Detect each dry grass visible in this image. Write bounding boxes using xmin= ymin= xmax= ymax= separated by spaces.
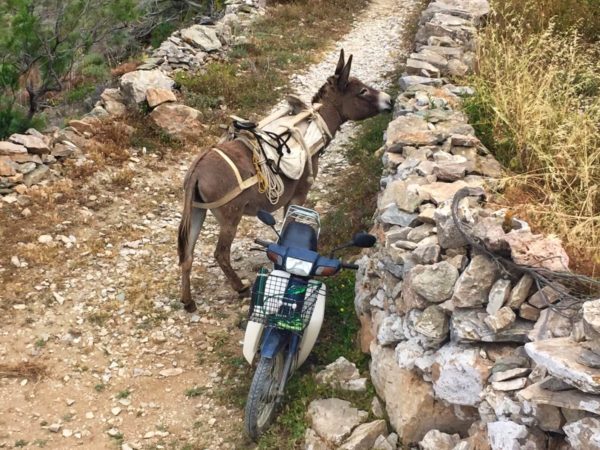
xmin=0 ymin=362 xmax=47 ymax=380
xmin=465 ymin=4 xmax=600 ymax=274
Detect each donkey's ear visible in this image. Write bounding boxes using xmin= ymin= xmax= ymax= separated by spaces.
xmin=335 ymin=49 xmax=345 ymax=76
xmin=338 ymin=54 xmax=353 ymax=90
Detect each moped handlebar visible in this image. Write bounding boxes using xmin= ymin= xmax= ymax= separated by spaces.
xmin=341 ymin=262 xmax=359 ymax=270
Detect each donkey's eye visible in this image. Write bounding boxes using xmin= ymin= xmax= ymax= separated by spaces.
xmin=359 ymin=88 xmax=369 ymax=96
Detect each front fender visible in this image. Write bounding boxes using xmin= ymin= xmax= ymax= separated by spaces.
xmin=260 ymin=328 xmax=286 ymax=358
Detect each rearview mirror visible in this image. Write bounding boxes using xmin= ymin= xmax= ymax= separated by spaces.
xmin=353 ymin=232 xmax=376 ymax=248
xmin=257 ymin=210 xmax=276 ymax=227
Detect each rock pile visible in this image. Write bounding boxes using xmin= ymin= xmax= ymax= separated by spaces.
xmin=354 ymin=0 xmax=600 ymax=448
xmin=0 ymin=0 xmax=263 ymax=196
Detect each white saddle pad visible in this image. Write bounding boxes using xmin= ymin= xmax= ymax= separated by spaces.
xmin=260 ymin=118 xmax=324 ymax=180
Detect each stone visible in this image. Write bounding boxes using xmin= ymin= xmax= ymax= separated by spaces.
xmin=68 ymin=120 xmax=95 ymax=135
xmin=159 ymin=368 xmax=183 ymax=377
xmin=583 ymin=299 xmax=600 ymax=339
xmin=23 ymin=164 xmax=49 ymax=187
xmin=0 ymin=156 xmax=16 ymax=176
xmin=484 ymin=307 xmax=516 ymax=332
xmin=371 ymin=397 xmax=385 ymax=419
xmin=491 ymin=377 xmax=527 ymax=391
xmin=525 ymin=337 xmax=600 ymax=394
xmin=372 ymin=435 xmax=394 ymax=450
xmin=380 ymin=204 xmax=419 ymax=227
xmin=385 ymin=115 xmax=443 ymax=151
xmin=578 ymin=349 xmax=600 ymax=369
xmin=528 ymin=307 xmax=571 ymax=341
xmin=180 ymin=25 xmax=222 ymax=52
xmin=431 ymin=343 xmax=491 ymax=406
xmin=395 ymin=338 xmax=428 ymax=370
xmin=9 ymin=133 xmax=49 ymax=154
xmin=38 ymin=234 xmax=53 ymax=244
xmin=120 ymin=69 xmax=175 ymax=105
xmin=398 ymin=268 xmax=429 ymax=314
xmin=528 ymin=284 xmax=565 ymax=308
xmin=399 ymin=76 xmax=443 ymax=91
xmin=411 ymin=261 xmax=459 ymax=303
xmin=419 ymin=429 xmax=460 ymax=450
xmin=100 ymin=88 xmax=128 ymax=116
xmin=539 ymin=376 xmax=574 ymax=392
xmin=434 ymin=203 xmax=469 ymax=249
xmin=370 ymin=343 xmax=472 ymax=445
xmin=486 ymin=279 xmax=511 ymax=314
xmin=415 ymin=305 xmax=449 ymax=340
xmin=407 ymin=223 xmax=435 ymax=242
xmin=377 ymin=315 xmax=405 ymax=346
xmin=406 ymin=58 xmax=441 ymax=77
xmin=504 ymin=230 xmax=569 ymax=271
xmin=304 ymin=428 xmax=328 ymax=450
xmin=490 ymin=367 xmax=530 ymax=382
xmin=51 ymin=143 xmax=76 ymax=158
xmin=418 ymin=181 xmax=468 ymax=205
xmin=452 ymin=255 xmax=499 ymax=308
xmin=451 ymin=309 xmax=533 ymax=343
xmin=413 ymin=243 xmax=441 ymax=265
xmin=0 ymin=141 xmax=27 ymax=156
xmin=486 ymin=421 xmax=528 ymax=450
xmin=306 ymin=398 xmax=367 ymax=446
xmin=315 ymin=357 xmax=366 ymax=391
xmin=150 ymin=103 xmax=203 ymax=140
xmin=146 ymin=87 xmax=177 ymax=108
xmin=564 ymin=418 xmax=600 ymax=450
xmin=533 ymin=404 xmax=564 ymax=433
xmin=519 ymin=303 xmax=540 ymax=321
xmin=339 ymin=420 xmax=387 ymax=450
xmin=14 ymin=162 xmax=35 ymax=174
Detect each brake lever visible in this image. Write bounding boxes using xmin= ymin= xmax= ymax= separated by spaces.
xmin=249 ymin=247 xmax=267 ymax=252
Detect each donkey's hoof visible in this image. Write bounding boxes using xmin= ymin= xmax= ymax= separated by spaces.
xmin=184 ymin=302 xmax=197 ymax=313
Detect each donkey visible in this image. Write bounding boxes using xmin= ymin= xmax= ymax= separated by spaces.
xmin=178 ymin=50 xmax=392 ymax=312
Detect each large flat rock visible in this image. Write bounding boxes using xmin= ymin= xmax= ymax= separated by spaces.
xmin=525 ymin=337 xmax=600 ymax=394
xmin=518 ymin=381 xmax=600 ymax=415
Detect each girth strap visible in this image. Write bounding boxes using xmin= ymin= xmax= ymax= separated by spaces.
xmin=192 ymin=148 xmax=258 ymax=210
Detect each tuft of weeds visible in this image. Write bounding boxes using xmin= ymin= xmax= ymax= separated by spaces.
xmin=465 ymin=2 xmax=600 ymax=274
xmin=94 ymin=383 xmax=106 ymax=392
xmin=111 ymin=167 xmax=136 ymax=188
xmin=184 ymin=386 xmax=206 ymax=398
xmin=0 ymin=362 xmax=46 ymax=380
xmin=116 ymin=388 xmax=131 ymax=399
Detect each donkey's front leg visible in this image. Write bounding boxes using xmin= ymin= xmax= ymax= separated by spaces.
xmin=213 ymin=214 xmax=250 ymax=296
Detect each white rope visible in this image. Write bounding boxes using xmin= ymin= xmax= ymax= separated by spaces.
xmin=254 ymin=150 xmax=285 ymax=205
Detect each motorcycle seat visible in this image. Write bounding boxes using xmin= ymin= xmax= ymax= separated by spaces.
xmin=279 ymin=222 xmax=317 ymax=252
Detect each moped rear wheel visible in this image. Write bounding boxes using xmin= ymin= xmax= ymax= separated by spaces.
xmin=244 ymin=351 xmax=285 ymax=441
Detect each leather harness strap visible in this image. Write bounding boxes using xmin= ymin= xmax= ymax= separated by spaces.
xmin=192 ymin=148 xmax=258 ymax=210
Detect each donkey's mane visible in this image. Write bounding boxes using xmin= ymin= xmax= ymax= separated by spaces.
xmin=311 ymin=80 xmax=330 ymax=104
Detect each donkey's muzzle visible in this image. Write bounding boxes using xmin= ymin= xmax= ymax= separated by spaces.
xmin=378 ymin=92 xmax=393 ymax=112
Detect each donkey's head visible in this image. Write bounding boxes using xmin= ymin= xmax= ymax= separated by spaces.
xmin=313 ymin=49 xmax=392 ymax=122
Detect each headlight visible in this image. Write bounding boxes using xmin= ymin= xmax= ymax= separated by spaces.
xmin=285 ymin=257 xmax=313 ymax=277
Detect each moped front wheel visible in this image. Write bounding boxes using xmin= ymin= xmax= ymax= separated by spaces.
xmin=244 ymin=351 xmax=285 ymax=441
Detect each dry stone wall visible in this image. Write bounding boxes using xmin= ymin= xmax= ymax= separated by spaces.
xmin=355 ymin=1 xmax=600 ymax=449
xmin=0 ymin=0 xmax=262 ymax=198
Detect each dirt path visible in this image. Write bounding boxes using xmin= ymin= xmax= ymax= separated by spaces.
xmin=0 ymin=1 xmax=419 ymax=448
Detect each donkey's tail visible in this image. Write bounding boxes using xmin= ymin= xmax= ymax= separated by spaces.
xmin=178 ymin=152 xmax=207 ymax=265
xmin=178 ymin=172 xmax=196 ymax=265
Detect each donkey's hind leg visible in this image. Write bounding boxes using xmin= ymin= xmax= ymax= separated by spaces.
xmin=180 ymin=207 xmax=207 ymax=313
xmin=213 ymin=211 xmax=250 ymax=296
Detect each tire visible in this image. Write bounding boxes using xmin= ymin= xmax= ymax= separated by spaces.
xmin=244 ymin=351 xmax=285 ymax=441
